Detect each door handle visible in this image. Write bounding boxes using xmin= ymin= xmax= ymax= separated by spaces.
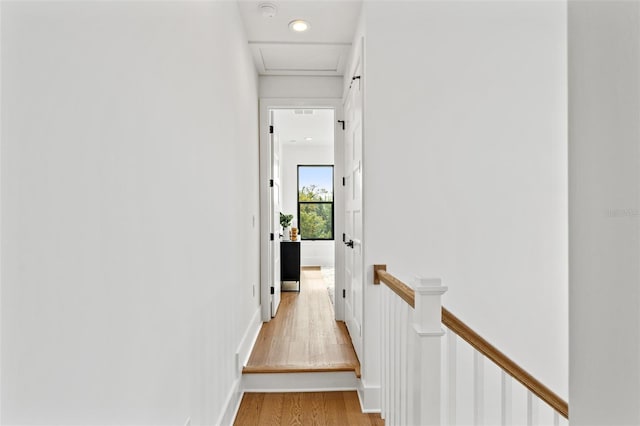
xmin=346 ymin=240 xmax=354 ymax=248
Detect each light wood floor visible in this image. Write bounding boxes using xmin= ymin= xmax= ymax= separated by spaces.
xmin=234 ymin=391 xmax=384 ymax=426
xmin=243 ymin=268 xmax=360 ymax=375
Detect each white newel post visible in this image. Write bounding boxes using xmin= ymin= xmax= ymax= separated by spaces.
xmin=408 ymin=277 xmax=448 ymax=426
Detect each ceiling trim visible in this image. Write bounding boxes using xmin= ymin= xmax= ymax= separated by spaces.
xmin=249 ymin=42 xmax=352 ymax=77
xmin=258 ymin=49 xmax=342 ymax=73
xmin=248 ymin=41 xmax=352 ymax=46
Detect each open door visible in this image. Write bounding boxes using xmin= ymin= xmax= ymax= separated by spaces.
xmin=343 ymin=58 xmax=364 ymax=360
xmin=269 ymin=110 xmax=282 ymax=317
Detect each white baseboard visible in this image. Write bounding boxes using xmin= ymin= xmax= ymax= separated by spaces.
xmin=216 ymin=307 xmax=263 ymax=426
xmin=357 ymin=379 xmax=381 ymax=414
xmin=216 ymin=377 xmax=242 ymax=426
xmin=236 ymin=307 xmax=262 ymax=373
xmin=243 ymin=371 xmax=358 ymax=392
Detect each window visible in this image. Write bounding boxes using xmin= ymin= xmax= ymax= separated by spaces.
xmin=297 ymin=165 xmax=334 ymax=240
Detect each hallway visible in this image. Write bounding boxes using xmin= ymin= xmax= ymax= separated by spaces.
xmin=2 ymin=1 xmax=610 ymax=424
xmin=243 ymin=268 xmax=360 ymax=375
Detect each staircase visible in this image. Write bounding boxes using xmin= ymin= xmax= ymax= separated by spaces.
xmin=374 ymin=264 xmax=568 ymax=426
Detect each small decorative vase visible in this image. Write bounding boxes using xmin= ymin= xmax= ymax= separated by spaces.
xmin=283 ymin=227 xmax=291 ymax=241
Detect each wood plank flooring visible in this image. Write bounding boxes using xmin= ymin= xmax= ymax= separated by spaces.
xmin=243 ymin=268 xmax=360 ymax=375
xmin=234 ymin=391 xmax=384 ymax=426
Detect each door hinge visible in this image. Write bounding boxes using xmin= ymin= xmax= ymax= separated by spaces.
xmin=342 ymin=233 xmax=346 ymax=243
xmin=269 ymin=125 xmax=274 ymax=134
xmin=271 ymin=286 xmax=275 ymax=295
xmin=270 ymin=233 xmax=274 ymax=241
xmin=269 ymin=179 xmax=274 ymax=187
xmin=342 ymin=289 xmax=346 ymax=298
xmin=337 ymin=120 xmax=345 ymax=130
xmin=342 ymin=177 xmax=346 ymax=186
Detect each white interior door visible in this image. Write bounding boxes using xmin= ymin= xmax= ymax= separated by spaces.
xmin=343 ymin=61 xmax=364 ymax=360
xmin=270 ymin=110 xmax=282 ymax=317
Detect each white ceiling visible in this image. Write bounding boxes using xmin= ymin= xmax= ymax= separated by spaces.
xmin=237 ymin=1 xmax=362 ymax=76
xmin=273 ymin=108 xmax=335 ymax=146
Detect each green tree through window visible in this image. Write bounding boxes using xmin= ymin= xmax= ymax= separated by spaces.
xmin=298 ymin=166 xmax=334 ymax=240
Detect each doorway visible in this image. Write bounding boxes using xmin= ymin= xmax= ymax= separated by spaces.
xmin=259 ymin=99 xmax=344 ymax=323
xmin=249 ymin=99 xmax=361 ymax=376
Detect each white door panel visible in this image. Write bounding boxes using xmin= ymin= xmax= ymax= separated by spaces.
xmin=343 ymin=59 xmax=364 ymax=360
xmin=270 ymin=110 xmax=282 ymax=317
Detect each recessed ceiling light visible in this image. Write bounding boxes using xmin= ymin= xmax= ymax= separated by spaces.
xmin=305 ymin=137 xmax=313 ymax=141
xmin=289 ymin=20 xmax=310 ymax=32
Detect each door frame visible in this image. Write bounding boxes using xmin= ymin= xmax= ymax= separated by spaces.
xmin=259 ymin=98 xmax=345 ymax=322
xmin=268 ymin=109 xmax=282 ymax=318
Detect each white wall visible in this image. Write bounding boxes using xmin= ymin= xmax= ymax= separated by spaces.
xmin=354 ymin=0 xmax=568 ymax=403
xmin=280 ymin=143 xmax=335 ymax=267
xmin=569 ymin=2 xmax=640 ymax=424
xmin=259 ymin=76 xmax=343 ymax=99
xmin=1 ymin=2 xmax=259 ymax=425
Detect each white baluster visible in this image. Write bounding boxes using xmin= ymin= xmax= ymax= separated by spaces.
xmin=447 ymin=331 xmax=457 ymax=426
xmin=400 ymin=301 xmax=408 ymax=425
xmin=553 ymin=411 xmax=560 ymax=426
xmin=501 ymin=371 xmax=512 ymax=426
xmin=387 ymin=286 xmax=393 ymax=421
xmin=379 ymin=288 xmax=383 ymax=418
xmin=390 ymin=294 xmax=397 ymax=425
xmin=382 ymin=286 xmax=389 ymax=420
xmin=396 ymin=297 xmax=406 ymax=425
xmin=474 ymin=352 xmax=484 ymax=425
xmin=526 ymin=391 xmax=538 ymax=426
xmin=407 ymin=277 xmax=448 ymax=426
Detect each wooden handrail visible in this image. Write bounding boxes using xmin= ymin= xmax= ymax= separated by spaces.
xmin=374 ymin=266 xmax=415 ymax=308
xmin=442 ymin=308 xmax=569 ymax=419
xmin=373 ymin=265 xmax=569 ymax=419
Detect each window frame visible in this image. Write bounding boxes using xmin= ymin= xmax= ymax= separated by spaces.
xmin=297 ymin=165 xmax=335 ymax=241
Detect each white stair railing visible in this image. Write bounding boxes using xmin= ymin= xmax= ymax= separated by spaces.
xmin=441 ymin=328 xmax=569 ymax=426
xmin=374 ymin=265 xmax=568 ymax=426
xmin=377 ymin=265 xmax=447 ymax=426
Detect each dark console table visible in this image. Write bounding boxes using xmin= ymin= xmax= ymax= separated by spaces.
xmin=280 ymin=241 xmax=300 ymax=292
